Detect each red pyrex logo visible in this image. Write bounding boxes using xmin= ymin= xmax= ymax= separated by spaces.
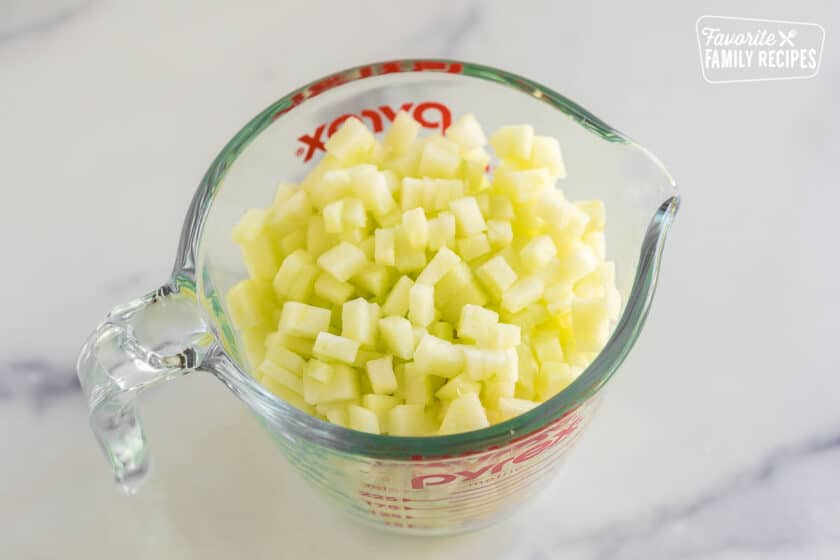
xmin=409 ymin=414 xmax=582 ymax=490
xmin=296 ymin=101 xmax=452 ymax=163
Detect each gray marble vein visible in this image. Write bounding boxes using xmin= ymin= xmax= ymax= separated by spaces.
xmin=0 ymin=0 xmax=95 ymax=45
xmin=1 ymin=359 xmax=81 ymax=408
xmin=402 ymin=3 xmax=483 ymax=56
xmin=536 ymin=430 xmax=840 ymax=559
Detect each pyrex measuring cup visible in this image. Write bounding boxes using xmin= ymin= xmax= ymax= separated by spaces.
xmin=77 ymin=59 xmax=679 ymax=535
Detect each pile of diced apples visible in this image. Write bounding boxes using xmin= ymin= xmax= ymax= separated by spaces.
xmin=226 ymin=112 xmax=620 ymax=436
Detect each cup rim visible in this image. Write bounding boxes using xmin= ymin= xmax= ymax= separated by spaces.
xmin=175 ymin=58 xmax=680 ymax=459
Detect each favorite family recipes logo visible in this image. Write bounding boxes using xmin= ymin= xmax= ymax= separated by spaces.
xmin=696 ymin=16 xmax=825 ymax=83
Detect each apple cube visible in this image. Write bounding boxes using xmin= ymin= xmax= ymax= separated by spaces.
xmin=458 ymin=304 xmax=499 ymax=346
xmin=496 ymin=397 xmax=539 ymax=421
xmin=325 ymin=117 xmax=375 ymax=162
xmin=341 ymin=298 xmax=377 ymax=348
xmin=381 ymin=275 xmax=413 ymax=317
xmin=502 ymin=276 xmax=545 ymax=314
xmin=304 ymin=359 xmax=333 ymax=383
xmin=317 ymin=241 xmax=368 ymax=282
xmin=307 ymin=215 xmax=336 ymax=257
xmin=536 ymin=361 xmax=576 ymax=400
xmin=530 ymin=136 xmax=566 ymax=179
xmin=259 ymin=359 xmax=303 ymax=395
xmin=393 ymin=226 xmax=427 ymax=273
xmin=427 ymin=212 xmax=457 ymax=251
xmin=347 ymin=404 xmax=380 ymax=434
xmin=418 ymin=137 xmax=461 ymax=178
xmin=575 ymin=200 xmax=605 ymax=231
xmin=408 ymin=283 xmax=435 ymax=327
xmin=261 ymin=376 xmax=314 ymax=414
xmin=383 ymin=111 xmax=420 ymax=155
xmin=403 ymin=363 xmax=435 ymax=406
xmin=457 ymin=233 xmax=492 ymax=262
xmin=378 ymin=316 xmax=415 ymax=360
xmin=277 ymin=301 xmax=331 ymax=339
xmin=273 ymin=249 xmax=318 ymax=302
xmin=227 ymin=279 xmax=274 ymax=329
xmin=352 ymin=263 xmax=393 ymax=298
xmin=520 ymin=235 xmax=558 ymax=272
xmin=374 ymin=227 xmax=395 ymax=266
xmin=313 ymin=332 xmax=360 ymax=364
xmin=402 ymin=207 xmax=428 ymax=249
xmin=303 ymin=363 xmax=360 ymax=405
xmin=435 ymin=373 xmax=481 ymax=401
xmin=429 ymin=321 xmax=455 ymax=341
xmin=490 ymin=124 xmax=534 ymax=162
xmin=449 ymin=196 xmax=487 ymax=237
xmin=446 ymin=113 xmax=487 ymax=151
xmin=572 ymin=296 xmax=611 ymax=353
xmin=486 ymin=220 xmax=514 ymax=249
xmin=417 ymin=247 xmax=461 ymax=286
xmin=439 ymin=393 xmax=490 ymax=435
xmin=413 ymin=334 xmax=464 ymax=377
xmin=388 ymin=404 xmax=434 ymax=436
xmin=365 ymin=355 xmax=398 ymax=395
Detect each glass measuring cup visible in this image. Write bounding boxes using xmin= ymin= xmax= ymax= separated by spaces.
xmin=77 ymin=59 xmax=679 ymax=535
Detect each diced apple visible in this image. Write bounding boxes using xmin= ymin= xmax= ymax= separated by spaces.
xmin=572 ymin=296 xmax=611 ymax=353
xmin=446 ymin=113 xmax=487 ymax=151
xmin=520 ymin=235 xmax=558 ymax=272
xmin=342 ymin=197 xmax=367 ymax=229
xmin=381 ymin=275 xmax=413 ymax=317
xmin=490 ymin=125 xmax=534 ymax=162
xmin=435 ymin=373 xmax=481 ymax=400
xmin=458 ymin=304 xmax=499 ymax=346
xmin=341 ymin=298 xmax=377 ymax=348
xmin=378 ymin=316 xmax=415 ymax=360
xmin=374 ymin=227 xmax=395 ymax=266
xmin=393 ymin=226 xmax=427 ymax=273
xmin=417 ymin=247 xmax=461 ymax=286
xmin=530 ymin=136 xmax=566 ymax=178
xmin=365 ymin=355 xmax=398 ymax=395
xmin=383 ymin=111 xmax=420 ymax=155
xmin=486 ymin=220 xmax=514 ymax=249
xmin=277 ymin=301 xmax=331 ymax=339
xmin=325 ymin=117 xmax=376 ymax=162
xmin=388 ymin=404 xmax=434 ymax=436
xmin=408 ymin=283 xmax=435 ymax=327
xmin=413 ymin=334 xmax=464 ymax=377
xmin=264 ymin=344 xmax=306 ymax=376
xmin=403 ymin=363 xmax=435 ymax=406
xmin=313 ymin=332 xmax=360 ymax=364
xmin=535 ymin=361 xmax=576 ymax=400
xmin=502 ymin=276 xmax=545 ymax=314
xmin=227 ymin=279 xmax=274 ymax=329
xmin=457 ymin=233 xmax=491 ymax=262
xmin=273 ymin=249 xmax=318 ymax=302
xmin=497 ymin=397 xmax=539 ymax=421
xmin=427 ymin=212 xmax=456 ymax=251
xmin=317 ymin=241 xmax=368 ymax=282
xmin=352 ymin=263 xmax=393 ymax=298
xmin=259 ymin=359 xmax=303 ymax=395
xmin=347 ymin=404 xmax=380 ymax=434
xmin=429 ymin=321 xmax=455 ymax=341
xmin=304 ymin=359 xmax=333 ymax=383
xmin=303 ymin=363 xmax=360 ymax=405
xmin=439 ymin=393 xmax=490 ymax=435
xmin=449 ymin=197 xmax=487 ymax=237
xmin=418 ymin=137 xmax=461 ymax=178
xmin=402 ymin=207 xmax=428 ymax=249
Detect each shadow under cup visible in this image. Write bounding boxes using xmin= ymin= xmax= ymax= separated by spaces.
xmin=81 ymin=60 xmax=679 ymax=535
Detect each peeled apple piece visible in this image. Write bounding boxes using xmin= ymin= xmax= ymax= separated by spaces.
xmin=227 ymin=112 xmax=621 ymax=435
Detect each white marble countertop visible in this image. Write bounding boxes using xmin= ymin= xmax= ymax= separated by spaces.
xmin=2 ymin=1 xmax=839 ymax=558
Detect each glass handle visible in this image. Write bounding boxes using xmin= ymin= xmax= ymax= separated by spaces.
xmin=76 ymin=284 xmax=214 ymax=494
